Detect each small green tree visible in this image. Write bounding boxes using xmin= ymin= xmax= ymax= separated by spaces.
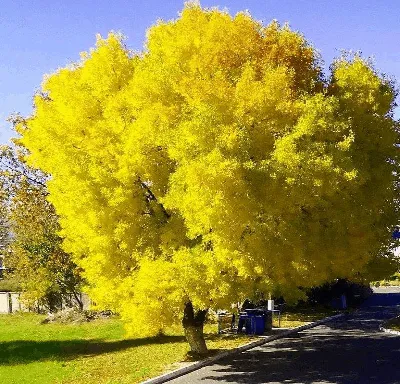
xmin=0 ymin=143 xmax=84 ymax=310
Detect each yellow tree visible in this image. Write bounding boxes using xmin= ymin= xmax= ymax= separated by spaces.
xmin=17 ymin=5 xmax=399 ymax=352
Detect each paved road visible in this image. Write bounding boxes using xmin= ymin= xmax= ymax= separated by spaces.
xmin=170 ymin=287 xmax=400 ymax=384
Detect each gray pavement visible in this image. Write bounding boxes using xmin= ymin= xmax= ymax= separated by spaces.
xmin=169 ymin=287 xmax=400 ymax=384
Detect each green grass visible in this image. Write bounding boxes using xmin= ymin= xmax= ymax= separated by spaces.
xmin=278 ymin=306 xmax=340 ymax=328
xmin=0 ymin=308 xmax=335 ymax=384
xmin=0 ymin=313 xmax=253 ymax=384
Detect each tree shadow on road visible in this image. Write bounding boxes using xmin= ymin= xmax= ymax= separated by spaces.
xmin=201 ymin=328 xmax=400 ymax=383
xmin=199 ymin=292 xmax=400 ymax=384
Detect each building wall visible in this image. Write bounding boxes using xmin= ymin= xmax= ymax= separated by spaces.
xmin=0 ymin=292 xmax=10 ymax=313
xmin=0 ymin=292 xmax=91 ymax=313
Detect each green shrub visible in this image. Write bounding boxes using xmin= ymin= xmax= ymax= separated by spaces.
xmin=0 ymin=276 xmax=22 ymax=292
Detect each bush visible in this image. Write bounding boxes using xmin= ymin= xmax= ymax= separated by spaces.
xmin=0 ymin=276 xmax=21 ymax=292
xmin=42 ymin=308 xmax=114 ymax=324
xmin=306 ymin=279 xmax=372 ymax=307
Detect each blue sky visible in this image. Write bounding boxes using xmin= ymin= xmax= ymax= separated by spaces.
xmin=1 ymin=0 xmax=399 ymax=143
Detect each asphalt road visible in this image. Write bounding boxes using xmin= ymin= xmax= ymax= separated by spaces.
xmin=169 ymin=287 xmax=400 ymax=384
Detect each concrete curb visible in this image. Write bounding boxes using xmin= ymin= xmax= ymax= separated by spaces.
xmin=380 ymin=326 xmax=400 ymax=336
xmin=141 ymin=313 xmax=345 ymax=384
xmin=379 ymin=311 xmax=400 ymax=336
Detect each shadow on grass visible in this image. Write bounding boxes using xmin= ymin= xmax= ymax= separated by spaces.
xmin=0 ymin=335 xmax=186 ymax=366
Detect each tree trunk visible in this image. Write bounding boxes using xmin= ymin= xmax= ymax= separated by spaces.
xmin=182 ymin=301 xmax=208 ymax=355
xmin=71 ymin=290 xmax=84 ymax=311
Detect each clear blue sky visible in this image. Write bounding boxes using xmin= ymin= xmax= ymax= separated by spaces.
xmin=1 ymin=0 xmax=399 ymax=143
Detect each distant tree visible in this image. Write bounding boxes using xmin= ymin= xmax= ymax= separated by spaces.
xmin=0 ymin=143 xmax=84 ymax=310
xmin=17 ymin=5 xmax=399 ymax=352
xmin=0 ymin=199 xmax=9 ymax=263
xmin=0 ymin=149 xmax=12 ymax=258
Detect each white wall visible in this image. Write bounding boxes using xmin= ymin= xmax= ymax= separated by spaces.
xmin=0 ymin=291 xmax=91 ymax=313
xmin=0 ymin=292 xmax=10 ymax=313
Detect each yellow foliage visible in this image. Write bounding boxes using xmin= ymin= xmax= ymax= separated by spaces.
xmin=17 ymin=6 xmax=399 ymax=335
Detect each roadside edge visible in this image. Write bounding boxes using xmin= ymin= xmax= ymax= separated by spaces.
xmin=142 ymin=312 xmax=345 ymax=384
xmin=379 ymin=326 xmax=400 ymax=336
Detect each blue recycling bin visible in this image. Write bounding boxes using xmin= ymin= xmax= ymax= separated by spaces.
xmin=252 ymin=316 xmax=265 ymax=335
xmin=244 ymin=309 xmax=266 ymax=335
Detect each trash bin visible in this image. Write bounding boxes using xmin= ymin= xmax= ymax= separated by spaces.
xmin=244 ymin=309 xmax=266 ymax=335
xmin=253 ymin=315 xmax=265 ymax=335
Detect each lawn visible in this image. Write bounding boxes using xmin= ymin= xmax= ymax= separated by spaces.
xmin=278 ymin=306 xmax=340 ymax=328
xmin=0 ymin=313 xmax=252 ymax=384
xmin=0 ymin=309 xmax=334 ymax=384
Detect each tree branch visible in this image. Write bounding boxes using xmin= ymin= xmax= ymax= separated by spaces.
xmin=137 ymin=177 xmax=171 ymax=219
xmin=0 ymin=161 xmax=47 ymax=189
